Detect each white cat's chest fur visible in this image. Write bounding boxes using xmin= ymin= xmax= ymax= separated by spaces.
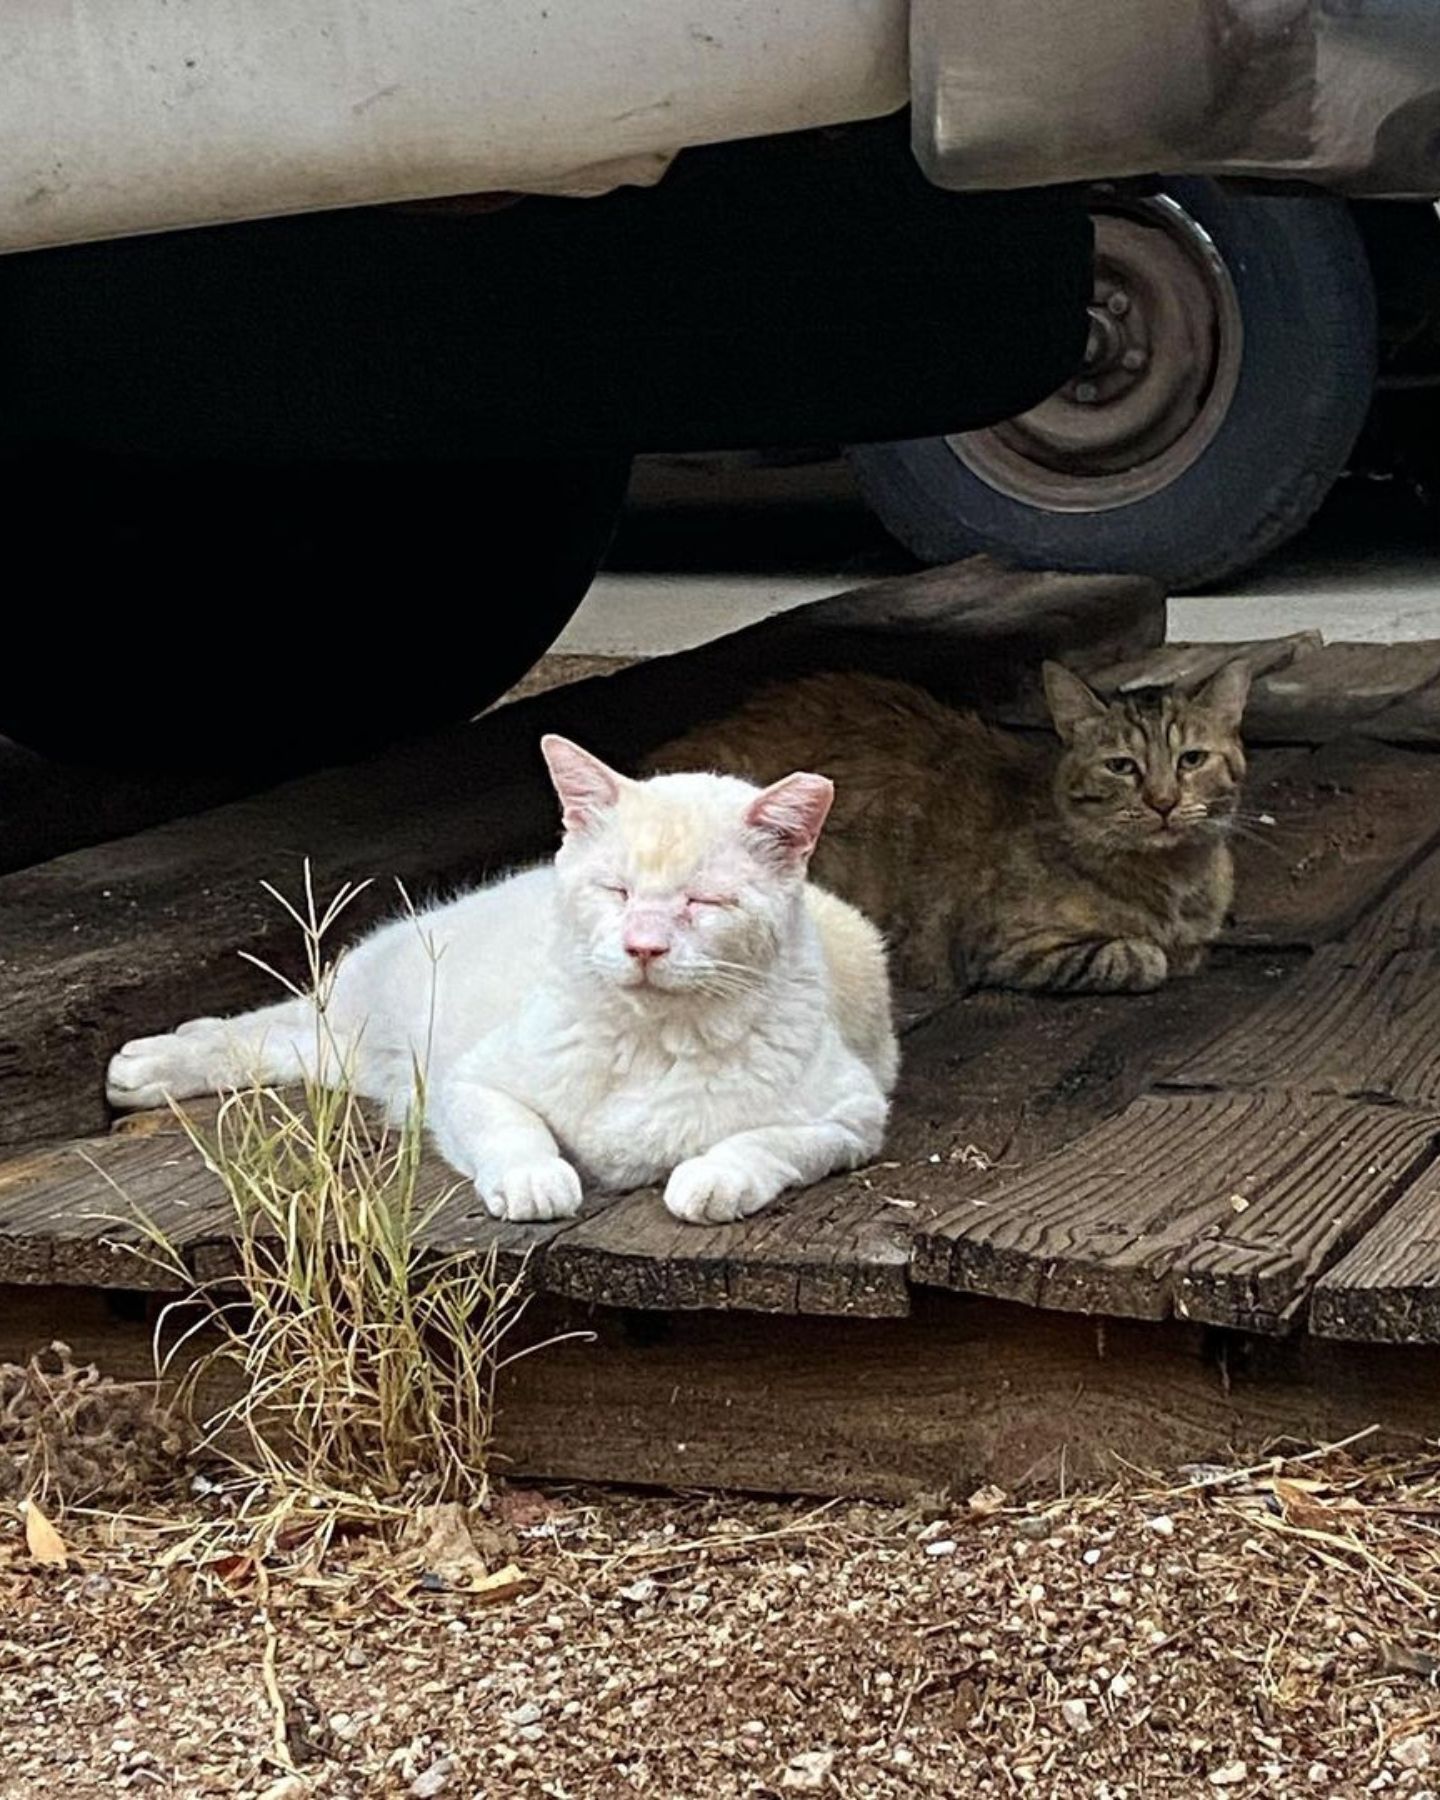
xmin=466 ymin=979 xmax=840 ymax=1191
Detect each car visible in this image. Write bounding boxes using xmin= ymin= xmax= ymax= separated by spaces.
xmin=2 ymin=0 xmax=1437 ymax=767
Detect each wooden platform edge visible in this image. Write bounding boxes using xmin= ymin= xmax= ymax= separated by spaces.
xmin=10 ymin=1283 xmax=1440 ymax=1503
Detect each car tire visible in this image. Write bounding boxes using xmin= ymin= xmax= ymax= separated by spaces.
xmin=845 ymin=180 xmax=1377 ymax=591
xmin=1 ymin=452 xmax=631 ymax=771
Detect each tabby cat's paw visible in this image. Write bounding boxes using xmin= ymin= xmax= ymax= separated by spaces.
xmin=479 ymin=1157 xmax=582 ymax=1223
xmin=665 ymin=1153 xmax=776 ymax=1225
xmin=106 ymin=1022 xmax=230 ymax=1111
xmin=1095 ymin=938 xmax=1169 ymax=993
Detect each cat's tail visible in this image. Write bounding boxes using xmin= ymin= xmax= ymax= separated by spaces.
xmin=105 ymin=996 xmax=338 ymax=1113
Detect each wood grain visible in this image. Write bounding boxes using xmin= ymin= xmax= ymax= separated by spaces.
xmin=1167 ymin=945 xmax=1440 ymax=1106
xmin=11 ymin=1284 xmax=1439 ymax=1502
xmin=1222 ymin=738 xmax=1440 ymax=950
xmin=1244 ymin=643 xmax=1440 ymax=744
xmin=911 ymin=1092 xmax=1440 ymax=1332
xmin=1311 ymin=1158 xmax=1440 ymax=1344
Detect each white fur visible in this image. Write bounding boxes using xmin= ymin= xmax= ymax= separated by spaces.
xmin=106 ymin=739 xmax=898 ymax=1225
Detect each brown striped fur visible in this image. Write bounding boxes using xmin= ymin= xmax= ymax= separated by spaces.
xmin=644 ymin=661 xmax=1250 ymax=995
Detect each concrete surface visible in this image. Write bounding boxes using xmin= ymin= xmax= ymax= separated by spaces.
xmin=563 ymin=457 xmax=1440 ymax=657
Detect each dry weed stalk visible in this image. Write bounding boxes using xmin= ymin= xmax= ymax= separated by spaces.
xmin=119 ymin=863 xmax=550 ymax=1514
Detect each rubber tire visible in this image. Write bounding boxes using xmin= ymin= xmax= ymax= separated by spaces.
xmin=845 ymin=180 xmax=1378 ymax=591
xmin=0 ymin=452 xmax=631 ymax=772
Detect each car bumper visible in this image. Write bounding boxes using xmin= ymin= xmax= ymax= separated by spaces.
xmin=915 ymin=0 xmax=1440 ymax=199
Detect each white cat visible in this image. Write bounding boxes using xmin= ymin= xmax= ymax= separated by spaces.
xmin=106 ymin=736 xmax=898 ymax=1225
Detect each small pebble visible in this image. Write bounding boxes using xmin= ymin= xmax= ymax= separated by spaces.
xmin=1082 ymin=1548 xmax=1102 ymax=1566
xmin=1060 ymin=1699 xmax=1089 ymax=1731
xmin=506 ymin=1702 xmax=543 ymax=1729
xmin=1393 ymin=1737 xmax=1431 ymax=1772
xmin=924 ymin=1540 xmax=957 ymax=1558
xmin=410 ymin=1755 xmax=456 ymax=1799
xmin=782 ymin=1750 xmax=836 ymax=1791
xmin=1144 ymin=1515 xmax=1175 ymax=1537
xmin=1209 ymin=1763 xmax=1249 ymax=1788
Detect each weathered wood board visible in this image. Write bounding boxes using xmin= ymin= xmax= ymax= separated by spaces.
xmin=1165 ymin=944 xmax=1440 ymax=1106
xmin=0 ymin=956 xmax=1287 ymax=1317
xmin=1310 ymin=1158 xmax=1440 ymax=1345
xmin=10 ymin=1282 xmax=1440 ymax=1502
xmin=910 ymin=1092 xmax=1440 ymax=1333
xmin=1243 ymin=642 xmax=1440 ymax=743
xmin=1222 ymin=738 xmax=1440 ymax=950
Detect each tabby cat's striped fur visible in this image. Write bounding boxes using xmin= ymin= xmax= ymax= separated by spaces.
xmin=646 ymin=661 xmax=1250 ymax=995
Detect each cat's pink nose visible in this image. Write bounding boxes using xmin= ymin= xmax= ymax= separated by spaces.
xmin=625 ymin=939 xmax=669 ymax=963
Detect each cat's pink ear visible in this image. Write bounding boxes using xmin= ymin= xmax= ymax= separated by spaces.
xmin=541 ymin=735 xmax=625 ymax=833
xmin=1190 ymin=660 xmax=1251 ymax=731
xmin=745 ymin=772 xmax=834 ymax=865
xmin=1042 ymin=662 xmax=1109 ymax=743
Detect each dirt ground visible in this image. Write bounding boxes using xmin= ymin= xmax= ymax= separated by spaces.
xmin=5 ymin=1450 xmax=1440 ymax=1800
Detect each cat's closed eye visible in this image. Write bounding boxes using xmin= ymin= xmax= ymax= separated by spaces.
xmin=1104 ymin=756 xmax=1139 ymax=777
xmin=599 ymin=882 xmax=630 ymax=900
xmin=1177 ymin=749 xmax=1209 ymax=771
xmin=687 ymin=894 xmax=737 ymax=910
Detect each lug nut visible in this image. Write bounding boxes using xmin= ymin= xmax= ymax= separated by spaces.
xmin=1121 ymin=347 xmax=1147 ymax=372
xmin=1074 ymin=381 xmax=1099 ymax=404
xmin=1107 ymin=291 xmax=1131 ymax=317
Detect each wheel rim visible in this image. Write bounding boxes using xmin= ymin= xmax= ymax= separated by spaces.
xmin=947 ymin=194 xmax=1245 ymax=514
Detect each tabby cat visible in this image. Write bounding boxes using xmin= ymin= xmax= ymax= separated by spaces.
xmin=645 ymin=660 xmax=1250 ymax=995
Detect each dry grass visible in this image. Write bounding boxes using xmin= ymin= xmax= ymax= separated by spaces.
xmin=114 ymin=866 xmax=546 ymax=1514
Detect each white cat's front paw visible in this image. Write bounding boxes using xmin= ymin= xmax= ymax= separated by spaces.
xmin=106 ymin=1022 xmax=229 ymax=1111
xmin=478 ymin=1157 xmax=583 ymax=1223
xmin=664 ymin=1153 xmax=777 ymax=1225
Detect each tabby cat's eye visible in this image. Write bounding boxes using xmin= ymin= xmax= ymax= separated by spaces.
xmin=1104 ymin=756 xmax=1139 ymax=777
xmin=1177 ymin=749 xmax=1209 ymax=771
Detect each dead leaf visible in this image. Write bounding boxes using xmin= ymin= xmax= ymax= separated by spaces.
xmin=22 ymin=1499 xmax=68 ymax=1569
xmin=967 ymin=1484 xmax=1008 ymax=1518
xmin=203 ymin=1551 xmax=257 ymax=1590
xmin=471 ymin=1563 xmax=539 ymax=1606
xmin=404 ymin=1503 xmax=490 ymax=1586
xmin=1270 ymin=1478 xmax=1341 ymax=1532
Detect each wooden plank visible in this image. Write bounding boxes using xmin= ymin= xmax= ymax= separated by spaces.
xmin=531 ymin=957 xmax=1284 ymax=1317
xmin=13 ymin=1282 xmax=1440 ymax=1501
xmin=544 ymin=1183 xmax=916 ymax=1318
xmin=1222 ymin=737 xmax=1440 ymax=949
xmin=1097 ymin=632 xmax=1321 ymax=697
xmin=991 ymin=639 xmax=1440 ymax=748
xmin=0 ymin=1114 xmax=232 ymax=1288
xmin=1364 ymin=674 xmax=1440 ymax=746
xmin=0 ymin=556 xmax=1161 ymax=1149
xmin=910 ymin=1092 xmax=1440 ymax=1332
xmin=1311 ymin=1158 xmax=1440 ymax=1344
xmin=0 ymin=955 xmax=1287 ymax=1312
xmin=1166 ymin=945 xmax=1440 ymax=1106
xmin=1247 ymin=644 xmax=1440 ymax=745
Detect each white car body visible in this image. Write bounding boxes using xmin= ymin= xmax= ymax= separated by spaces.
xmin=1 ymin=0 xmax=907 ymax=253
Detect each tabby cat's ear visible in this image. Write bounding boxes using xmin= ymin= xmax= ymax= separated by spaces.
xmin=1189 ymin=660 xmax=1252 ymax=732
xmin=1042 ymin=662 xmax=1108 ymax=743
xmin=745 ymin=772 xmax=834 ymax=865
xmin=541 ymin=734 xmax=627 ymax=833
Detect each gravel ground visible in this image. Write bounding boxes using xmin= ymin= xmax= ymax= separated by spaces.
xmin=5 ymin=1450 xmax=1440 ymax=1800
